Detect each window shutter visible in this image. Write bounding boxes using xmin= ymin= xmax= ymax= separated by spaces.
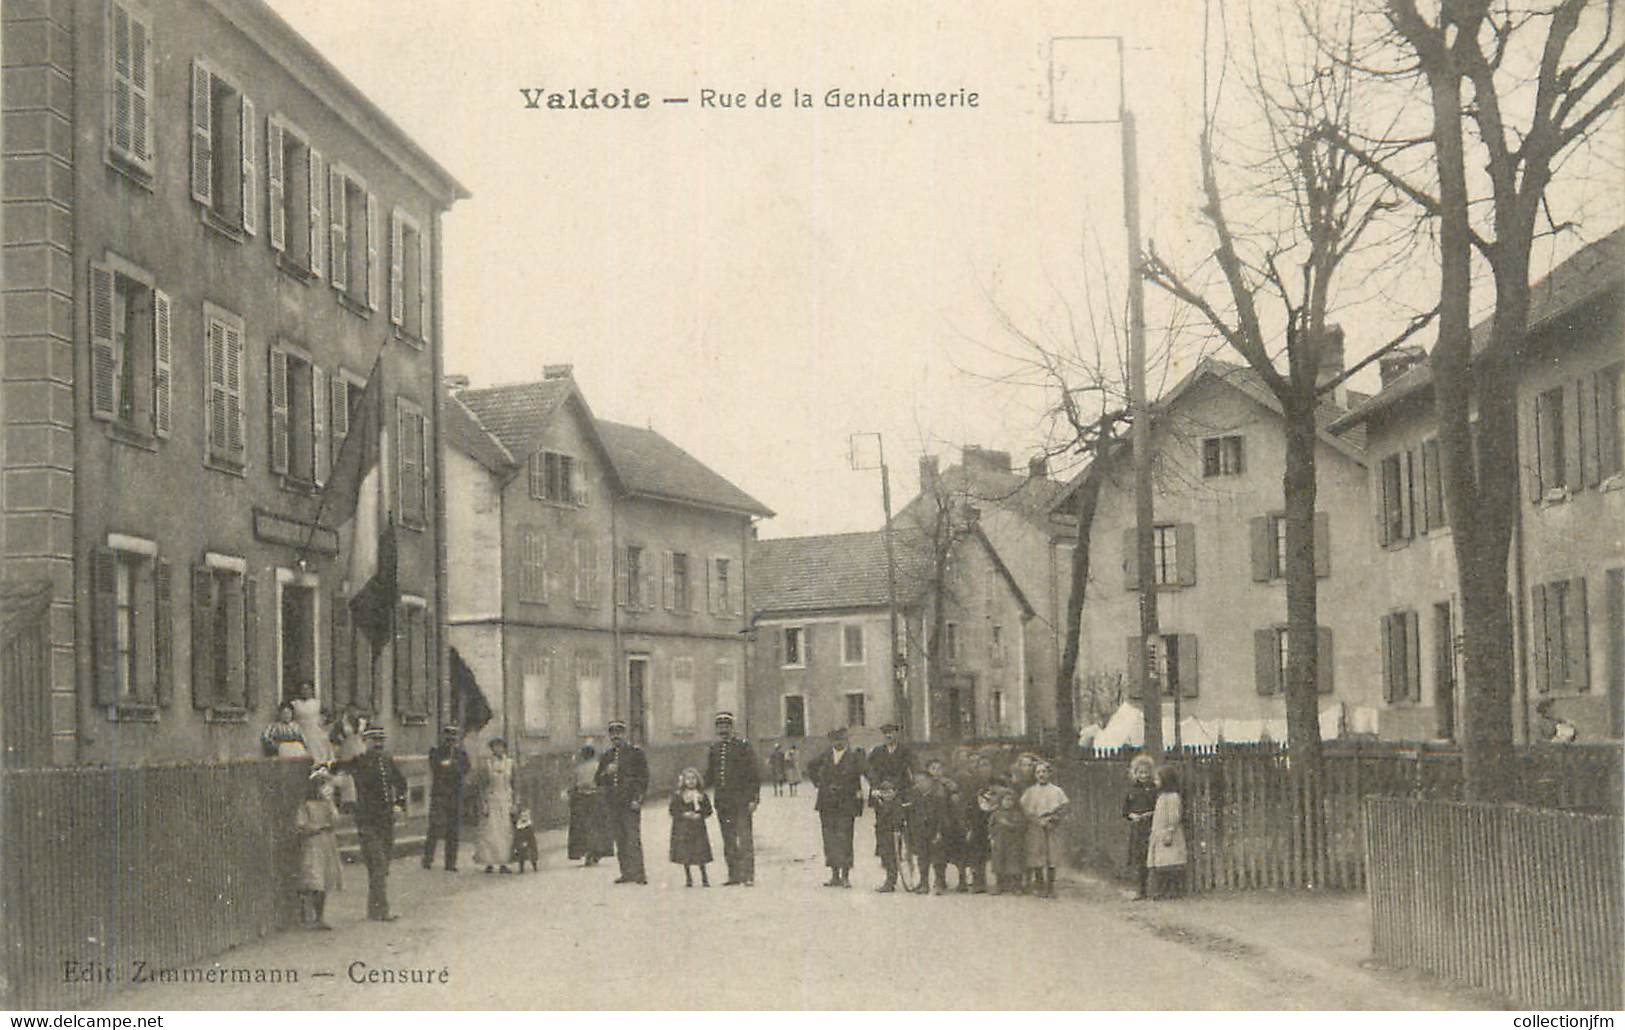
xmin=539 ymin=532 xmax=550 ymax=602
xmin=732 ymin=562 xmax=743 ymax=616
xmin=190 ymin=565 xmax=215 ymax=709
xmin=153 ymin=559 xmax=173 ymax=706
xmin=707 ymin=558 xmax=719 ymax=615
xmin=267 ymin=119 xmax=285 ymax=252
xmin=1176 ymin=523 xmax=1197 ymax=586
xmin=239 ymin=95 xmax=257 ymax=235
xmin=329 ymin=166 xmax=347 ymax=292
xmin=1580 ymin=372 xmax=1602 ymax=488
xmin=1380 ymin=615 xmax=1395 ymax=703
xmin=1565 ymin=576 xmax=1590 ymax=691
xmin=1598 ymin=368 xmax=1621 ymax=479
xmin=189 ymin=61 xmax=212 ymax=206
xmin=221 ymin=572 xmax=246 ymax=707
xmin=1316 ymin=626 xmax=1333 ymax=695
xmin=268 ymin=345 xmax=289 ymax=474
xmin=1375 ymin=463 xmax=1391 ymax=547
xmin=389 ymin=209 xmax=404 ymax=326
xmin=1563 ymin=381 xmax=1585 ymax=494
xmin=1178 ymin=634 xmax=1199 ymax=698
xmin=1531 ymin=585 xmax=1551 ymax=695
xmin=108 ymin=4 xmax=133 ymax=159
xmin=616 ymin=549 xmax=630 ymax=607
xmin=1398 ymin=450 xmax=1415 ymax=540
xmin=393 ymin=602 xmax=408 ymax=715
xmin=225 ymin=321 xmax=245 ymax=455
xmin=1255 ymin=628 xmax=1276 ymax=696
xmin=303 ymin=147 xmax=323 ymax=279
xmin=1122 ymin=527 xmax=1137 ymax=590
xmin=1249 ymin=516 xmax=1271 ymax=582
xmin=570 ymin=458 xmax=586 ymax=506
xmin=332 ymin=585 xmax=352 ymax=711
xmin=663 ymin=551 xmax=676 ymax=610
xmin=92 ymin=547 xmax=119 ymax=706
xmin=1313 ymin=511 xmax=1331 ymax=578
xmin=1526 ymin=395 xmax=1546 ymax=501
xmin=418 ymin=228 xmax=431 ymax=344
xmin=642 ymin=560 xmax=657 ymax=612
xmin=366 ymin=192 xmax=380 ymax=310
xmin=312 ymin=365 xmax=329 ymax=487
xmin=1404 ymin=610 xmax=1421 ymax=702
xmin=89 ymin=263 xmax=117 ymax=421
xmin=152 ymin=289 xmax=173 ymax=438
xmin=330 ymin=373 xmax=349 ymax=459
xmin=1427 ymin=439 xmax=1448 ymax=528
xmin=1126 ymin=634 xmax=1143 ymax=700
xmin=574 ymin=538 xmax=587 ymax=603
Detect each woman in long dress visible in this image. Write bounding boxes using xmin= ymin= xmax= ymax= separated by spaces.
xmin=566 ymin=744 xmax=613 ymax=864
xmin=474 ymin=737 xmax=516 ymax=873
xmin=289 ymin=681 xmax=335 ymax=765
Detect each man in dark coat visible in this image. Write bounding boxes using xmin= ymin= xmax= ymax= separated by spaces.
xmin=866 ymin=722 xmax=915 ymax=890
xmin=422 ymin=725 xmax=469 ymax=872
xmin=343 ymin=725 xmax=408 ymax=920
xmin=704 ymin=711 xmax=760 ymax=886
xmin=807 ymin=725 xmax=866 ymax=887
xmin=595 ymin=719 xmax=648 ymax=884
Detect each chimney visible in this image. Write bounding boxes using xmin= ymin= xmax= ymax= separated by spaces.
xmin=1315 ymin=326 xmax=1347 ymax=407
xmin=1379 ymin=345 xmax=1427 ymax=389
xmin=1028 ymin=455 xmax=1049 ymax=479
xmin=919 ymin=455 xmax=939 ymax=491
xmin=443 ymin=373 xmax=470 ymax=391
xmin=962 ymin=445 xmax=1012 ymax=475
xmin=543 ymin=364 xmax=573 ymax=381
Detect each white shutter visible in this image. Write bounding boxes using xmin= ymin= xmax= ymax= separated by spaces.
xmin=189 ymin=62 xmax=212 ymax=206
xmin=268 ymin=345 xmax=289 ymax=474
xmin=266 ymin=118 xmax=285 ymax=251
xmin=330 ymin=373 xmax=350 ymax=457
xmin=307 ymin=148 xmax=324 ymax=279
xmin=366 ymin=193 xmax=380 ymax=310
xmin=389 ymin=209 xmax=404 ymax=326
xmin=225 ymin=321 xmax=244 ymax=455
xmin=108 ymin=4 xmax=134 ymax=160
xmin=312 ymin=364 xmax=329 ymax=487
xmin=206 ymin=316 xmax=226 ymax=456
xmin=418 ymin=227 xmax=431 ymax=343
xmin=89 ymin=263 xmax=117 ymax=421
xmin=329 ymin=167 xmax=347 ymax=292
xmin=152 ymin=289 xmax=172 ymax=438
xmin=239 ymin=95 xmax=257 ymax=235
xmin=129 ymin=11 xmax=152 ymax=164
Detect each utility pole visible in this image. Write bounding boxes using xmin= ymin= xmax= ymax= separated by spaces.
xmin=850 ymin=432 xmax=906 ymax=736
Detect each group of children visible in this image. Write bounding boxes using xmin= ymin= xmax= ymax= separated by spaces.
xmin=1121 ymin=754 xmax=1187 ymax=900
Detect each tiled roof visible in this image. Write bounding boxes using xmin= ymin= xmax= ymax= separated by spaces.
xmin=455 ymin=379 xmax=575 ymax=459
xmin=594 ymin=420 xmax=774 ymax=518
xmin=751 ymin=530 xmax=933 ymax=615
xmin=442 ymin=393 xmax=515 ymax=473
xmin=894 ymin=462 xmax=1071 ymax=531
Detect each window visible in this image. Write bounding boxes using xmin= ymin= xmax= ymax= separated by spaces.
xmin=714 ymin=658 xmax=739 ymax=716
xmin=1153 ymin=525 xmax=1178 ymax=586
xmin=989 ymin=624 xmax=1005 ymax=666
xmin=783 ymin=694 xmax=806 ymax=738
xmin=268 ymin=344 xmax=329 ymax=487
xmin=390 ymin=208 xmax=430 ymax=343
xmin=1420 ymin=438 xmax=1448 ymax=530
xmin=92 ymin=540 xmax=172 ymax=713
xmin=672 ymin=657 xmax=696 ymax=730
xmin=1124 ymin=522 xmax=1196 ymax=589
xmin=845 ymin=691 xmax=867 ymax=728
xmin=1202 ymin=435 xmax=1244 ymax=477
xmin=528 ymin=451 xmax=586 ymax=505
xmin=842 ymin=624 xmax=865 ymax=665
xmin=575 ymin=651 xmax=604 ymax=730
xmin=1433 ymin=601 xmax=1456 ymax=740
xmin=782 ymin=626 xmax=805 ymax=668
xmin=192 ymin=558 xmax=250 ymax=711
xmin=203 ymin=304 xmax=246 ymax=470
xmin=1535 ymin=385 xmax=1570 ymax=496
xmin=1380 ymin=610 xmax=1421 ymax=704
xmin=621 ymin=545 xmax=646 ymax=608
xmin=573 ymin=536 xmax=599 ymax=605
xmin=328 ymin=164 xmax=378 ymax=311
xmin=393 ymin=597 xmax=430 ymax=721
xmin=665 ymin=552 xmax=692 ymax=611
xmin=397 ymin=398 xmax=428 ymax=529
xmin=105 ymin=1 xmax=154 ymax=175
xmin=1129 ymin=632 xmax=1198 ymax=699
xmin=266 ymin=117 xmax=323 ymax=275
xmin=88 ymin=259 xmax=172 ymax=440
xmin=1533 ymin=577 xmax=1590 ymax=694
xmin=1378 ymin=451 xmax=1416 ymax=545
xmin=190 ymin=61 xmax=255 ymax=235
xmin=521 ymin=652 xmax=551 ymax=735
xmin=944 ymin=622 xmax=960 ymax=662
xmin=1250 ymin=512 xmax=1331 ymax=580
xmin=328 ymin=370 xmax=364 ymax=468
xmin=709 ymin=556 xmax=738 ymax=616
xmin=518 ymin=527 xmax=547 ymax=604
xmin=1254 ymin=625 xmax=1333 ymax=696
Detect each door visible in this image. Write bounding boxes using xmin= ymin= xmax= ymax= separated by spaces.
xmin=783 ymin=694 xmax=806 ymax=738
xmin=944 ymin=674 xmax=976 ymax=741
xmin=627 ymin=656 xmax=648 ymax=745
xmin=280 ymin=583 xmax=316 ymax=704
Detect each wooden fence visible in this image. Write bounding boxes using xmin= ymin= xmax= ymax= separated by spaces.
xmin=0 ymin=760 xmax=311 ymax=1009
xmin=1365 ymin=796 xmax=1623 ymax=1009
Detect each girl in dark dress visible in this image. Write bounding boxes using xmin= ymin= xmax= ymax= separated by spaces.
xmin=1122 ymin=753 xmax=1158 ymax=899
xmin=668 ymin=767 xmax=714 ymax=887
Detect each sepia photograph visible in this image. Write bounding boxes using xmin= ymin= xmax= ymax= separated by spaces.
xmin=0 ymin=0 xmax=1621 ymax=1014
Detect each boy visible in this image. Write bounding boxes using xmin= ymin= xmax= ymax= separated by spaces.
xmin=870 ymin=778 xmax=907 ymax=893
xmin=909 ymin=760 xmax=957 ymax=895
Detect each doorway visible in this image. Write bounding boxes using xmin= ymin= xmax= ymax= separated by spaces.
xmin=626 ymin=655 xmax=649 ymax=745
xmin=280 ymin=582 xmax=317 ymax=704
xmin=783 ymin=694 xmax=806 ymax=738
xmin=946 ymin=674 xmax=976 ymax=740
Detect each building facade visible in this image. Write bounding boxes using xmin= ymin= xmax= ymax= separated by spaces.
xmin=445 ymin=368 xmax=772 ymax=755
xmin=1 ymin=0 xmax=466 ymax=766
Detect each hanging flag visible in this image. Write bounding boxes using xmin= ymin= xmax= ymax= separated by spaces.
xmin=321 ymin=356 xmax=396 ymax=646
xmin=449 ymin=647 xmax=493 ymax=733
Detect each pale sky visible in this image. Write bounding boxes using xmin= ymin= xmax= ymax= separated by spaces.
xmin=262 ymin=0 xmax=1619 ymax=538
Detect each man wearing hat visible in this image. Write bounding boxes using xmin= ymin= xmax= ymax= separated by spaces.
xmin=704 ymin=711 xmax=761 ymax=886
xmin=866 ymin=722 xmax=915 ymax=890
xmin=595 ymin=719 xmax=649 ymax=884
xmin=341 ymin=725 xmax=408 ymax=920
xmin=807 ymin=725 xmax=866 ymax=887
xmin=422 ymin=725 xmax=469 ymax=872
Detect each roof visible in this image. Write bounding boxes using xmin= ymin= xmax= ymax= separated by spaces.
xmin=751 ymin=530 xmax=933 ymax=615
xmin=456 ymin=379 xmax=576 ymax=460
xmin=442 ymin=394 xmax=515 ymax=473
xmin=1330 ymin=227 xmax=1625 ymax=431
xmin=895 ymin=461 xmax=1071 ymax=532
xmin=594 ymin=420 xmax=774 ymax=518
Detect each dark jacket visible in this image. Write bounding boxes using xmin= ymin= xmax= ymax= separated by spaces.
xmin=595 ymin=741 xmax=649 ymax=805
xmin=808 ymin=745 xmax=867 ymax=816
xmin=427 ymin=743 xmax=469 ymax=798
xmin=345 ymin=749 xmax=408 ymax=828
xmin=705 ymin=736 xmax=761 ymax=808
xmin=865 ymin=743 xmax=915 ymax=799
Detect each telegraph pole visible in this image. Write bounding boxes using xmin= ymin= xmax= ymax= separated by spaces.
xmin=850 ymin=433 xmax=906 ymax=736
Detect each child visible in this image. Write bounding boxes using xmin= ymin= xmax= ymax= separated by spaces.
xmin=784 ymin=745 xmax=801 ymax=797
xmin=908 ymin=762 xmax=956 ymax=895
xmin=511 ymin=807 xmax=539 ymax=873
xmin=870 ymin=779 xmax=907 ymax=893
xmin=988 ymin=787 xmax=1026 ymax=895
xmin=668 ymin=767 xmax=714 ymax=887
xmin=1147 ymin=764 xmax=1187 ymax=899
xmin=295 ymin=768 xmax=342 ymax=930
xmin=1020 ymin=761 xmax=1069 ymax=897
xmin=1122 ymin=754 xmax=1158 ymax=899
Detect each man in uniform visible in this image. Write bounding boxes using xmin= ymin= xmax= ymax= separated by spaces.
xmin=343 ymin=725 xmax=408 ymax=920
xmin=807 ymin=725 xmax=866 ymax=887
xmin=866 ymin=722 xmax=915 ymax=892
xmin=595 ymin=719 xmax=648 ymax=884
xmin=422 ymin=725 xmax=469 ymax=872
xmin=704 ymin=711 xmax=760 ymax=886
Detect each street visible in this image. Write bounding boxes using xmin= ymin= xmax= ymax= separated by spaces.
xmin=113 ymin=793 xmax=1483 ymax=1010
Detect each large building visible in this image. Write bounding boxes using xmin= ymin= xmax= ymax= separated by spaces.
xmin=1330 ymin=229 xmax=1624 ymax=743
xmin=1 ymin=0 xmax=467 ymax=766
xmin=445 ymin=367 xmax=773 ymax=753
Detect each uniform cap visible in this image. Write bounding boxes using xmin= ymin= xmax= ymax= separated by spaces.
xmin=607 ymin=719 xmax=628 ymax=733
xmin=714 ymin=711 xmax=736 ymax=724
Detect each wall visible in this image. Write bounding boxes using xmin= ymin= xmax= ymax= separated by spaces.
xmin=923 ymin=531 xmax=1030 ymax=739
xmin=444 ymin=446 xmax=502 ymax=621
xmin=979 ymin=504 xmax=1067 ymax=733
xmin=750 ymin=609 xmax=903 ymax=751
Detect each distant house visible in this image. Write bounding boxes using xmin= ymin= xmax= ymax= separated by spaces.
xmin=445 ymin=366 xmax=773 ymax=753
xmin=1330 ymin=229 xmax=1624 ymax=743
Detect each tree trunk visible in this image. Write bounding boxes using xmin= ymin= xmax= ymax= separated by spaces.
xmin=1056 ymin=460 xmax=1107 ymax=745
xmin=1281 ymin=396 xmax=1325 ymax=774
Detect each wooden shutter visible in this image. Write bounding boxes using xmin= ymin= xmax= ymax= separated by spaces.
xmin=1380 ymin=615 xmax=1395 ymax=702
xmin=307 ymin=148 xmax=324 ymax=279
xmin=205 ymin=319 xmax=225 ymax=455
xmin=570 ymin=459 xmax=586 ymax=506
xmin=1563 ymin=381 xmax=1585 ymax=493
xmin=1254 ymin=628 xmax=1277 ymax=696
xmin=663 ymin=551 xmax=676 ymax=609
xmin=1525 ymin=395 xmax=1546 ymax=501
xmin=574 ymin=538 xmax=588 ymax=603
xmin=152 ymin=290 xmax=172 ymax=438
xmin=642 ymin=558 xmax=657 ymax=612
xmin=330 ymin=373 xmax=349 ymax=461
xmin=1249 ymin=516 xmax=1272 ymax=582
xmin=1598 ymin=367 xmax=1621 ymax=479
xmin=1425 ymin=439 xmax=1448 ymax=528
xmin=1398 ymin=450 xmax=1415 ymax=540
xmin=1565 ymin=576 xmax=1590 ymax=691
xmin=239 ymin=95 xmax=257 ymax=235
xmin=616 ymin=549 xmax=630 ymax=607
xmin=242 ymin=574 xmax=258 ymax=711
xmin=268 ymin=345 xmax=289 ymax=473
xmin=707 ymin=558 xmax=719 ymax=614
xmin=366 ymin=193 xmax=380 ymax=310
xmin=130 ymin=12 xmax=151 ymax=162
xmin=538 ymin=532 xmax=550 ymax=602
xmin=1178 ymin=634 xmax=1199 ymax=698
xmin=191 ymin=564 xmax=215 ymax=708
xmin=389 ymin=209 xmax=404 ymax=326
xmin=329 ymin=167 xmax=348 ymax=292
xmin=1313 ymin=511 xmax=1331 ymax=578
xmin=1404 ymin=610 xmax=1421 ymax=702
xmin=418 ymin=228 xmax=431 ymax=343
xmin=267 ymin=119 xmax=285 ymax=251
xmin=1176 ymin=523 xmax=1197 ymax=586
xmin=89 ymin=263 xmax=118 ymax=420
xmin=1532 ymin=584 xmax=1551 ymax=694
xmin=1579 ymin=373 xmax=1602 ymax=489
xmin=154 ymin=559 xmax=173 ymax=706
xmin=225 ymin=319 xmax=245 ymax=454
xmin=190 ymin=61 xmax=212 ymax=206
xmin=92 ymin=547 xmax=119 ymax=706
xmin=1316 ymin=626 xmax=1333 ymax=695
xmin=109 ymin=4 xmax=133 ymax=156
xmin=220 ymin=572 xmax=245 ymax=706
xmin=732 ymin=561 xmax=743 ymax=616
xmin=393 ymin=602 xmax=409 ymax=715
xmin=332 ymin=585 xmax=352 ymax=711
xmin=1374 ymin=463 xmax=1391 ymax=547
xmin=1126 ymin=635 xmax=1143 ymax=700
xmin=1122 ymin=528 xmax=1138 ymax=590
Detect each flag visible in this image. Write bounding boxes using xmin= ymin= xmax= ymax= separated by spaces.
xmin=449 ymin=647 xmax=493 ymax=733
xmin=321 ymin=357 xmax=396 ymax=646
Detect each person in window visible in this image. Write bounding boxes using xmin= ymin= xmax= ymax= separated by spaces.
xmin=261 ymin=702 xmax=308 ymax=759
xmin=290 ymin=681 xmax=335 ymax=764
xmin=565 ymin=743 xmax=613 ymax=866
xmin=1534 ymin=699 xmax=1579 ymax=744
xmin=473 ymin=737 xmax=516 ymax=874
